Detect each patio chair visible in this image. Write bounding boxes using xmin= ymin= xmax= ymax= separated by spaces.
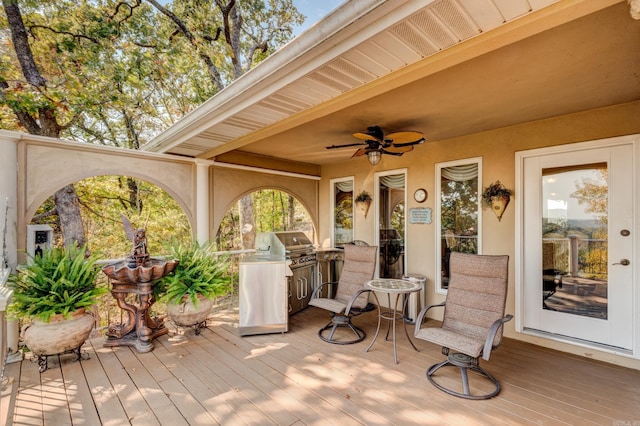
xmin=309 ymin=244 xmax=377 ymax=344
xmin=542 ymin=242 xmax=563 ymax=307
xmin=414 ymin=252 xmax=512 ymax=399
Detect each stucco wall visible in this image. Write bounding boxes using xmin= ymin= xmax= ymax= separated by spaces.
xmin=319 ymin=100 xmax=640 ymax=369
xmin=211 ymin=167 xmax=319 ymax=241
xmin=3 ymin=133 xmax=198 ymax=261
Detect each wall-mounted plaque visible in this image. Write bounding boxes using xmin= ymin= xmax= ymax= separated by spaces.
xmin=409 ymin=207 xmax=432 ymax=224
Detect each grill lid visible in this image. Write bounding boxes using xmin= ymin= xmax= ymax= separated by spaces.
xmin=256 ymin=231 xmax=314 ymax=258
xmin=274 ymin=231 xmax=312 ymax=248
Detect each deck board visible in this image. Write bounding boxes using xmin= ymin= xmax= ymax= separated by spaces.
xmin=113 ymin=347 xmax=187 ymax=426
xmin=59 ymin=354 xmax=102 ymax=426
xmin=2 ymin=306 xmax=640 ymax=425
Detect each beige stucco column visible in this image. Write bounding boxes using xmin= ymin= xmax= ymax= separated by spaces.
xmin=195 ymin=159 xmax=212 ymax=245
xmin=0 ymin=135 xmax=22 ymax=363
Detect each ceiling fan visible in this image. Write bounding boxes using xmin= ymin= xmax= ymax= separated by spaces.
xmin=326 ymin=126 xmax=425 ymax=165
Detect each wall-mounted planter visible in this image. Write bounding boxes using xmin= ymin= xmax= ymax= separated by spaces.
xmin=355 ymin=191 xmax=372 ymax=218
xmin=489 ymin=195 xmax=510 ymax=222
xmin=482 ymin=181 xmax=513 ymax=222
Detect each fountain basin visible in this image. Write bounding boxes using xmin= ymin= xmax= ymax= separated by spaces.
xmin=102 ymin=257 xmax=178 ymax=284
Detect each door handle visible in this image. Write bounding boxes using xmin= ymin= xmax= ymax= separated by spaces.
xmin=613 ymin=259 xmax=630 ymax=266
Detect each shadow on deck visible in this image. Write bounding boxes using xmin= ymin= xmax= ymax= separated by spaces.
xmin=2 ymin=305 xmax=640 ymax=425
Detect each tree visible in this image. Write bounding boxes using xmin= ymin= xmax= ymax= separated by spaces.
xmin=1 ymin=0 xmax=303 ymax=248
xmin=571 ymin=168 xmax=608 ymax=225
xmin=145 ymin=0 xmax=303 ymax=248
xmin=1 ymin=0 xmax=89 ymax=246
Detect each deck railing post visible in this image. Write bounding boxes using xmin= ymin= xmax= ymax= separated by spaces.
xmin=568 ymin=235 xmax=579 ymax=276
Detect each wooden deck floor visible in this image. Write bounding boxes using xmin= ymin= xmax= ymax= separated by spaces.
xmin=2 ymin=306 xmax=640 ymax=425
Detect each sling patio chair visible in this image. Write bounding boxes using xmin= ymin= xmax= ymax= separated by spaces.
xmin=309 ymin=244 xmax=377 ymax=344
xmin=414 ymin=252 xmax=512 ymax=399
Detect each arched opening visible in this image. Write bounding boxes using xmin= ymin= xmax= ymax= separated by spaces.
xmin=216 ymin=188 xmax=315 ymax=251
xmin=29 ymin=175 xmax=190 ymax=258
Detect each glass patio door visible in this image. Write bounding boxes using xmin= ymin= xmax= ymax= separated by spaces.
xmin=522 ymin=142 xmax=634 ymax=350
xmin=374 ymin=170 xmax=406 ymax=280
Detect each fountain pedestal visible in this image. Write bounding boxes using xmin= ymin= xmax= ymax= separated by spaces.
xmin=102 ymin=258 xmax=177 ymax=353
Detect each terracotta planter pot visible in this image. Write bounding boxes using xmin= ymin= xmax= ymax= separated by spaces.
xmin=167 ymin=294 xmax=213 ymax=327
xmin=22 ymin=309 xmax=95 ymax=356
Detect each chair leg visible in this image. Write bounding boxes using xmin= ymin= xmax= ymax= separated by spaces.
xmin=318 ymin=315 xmax=366 ymax=345
xmin=426 ymin=353 xmax=501 ymax=400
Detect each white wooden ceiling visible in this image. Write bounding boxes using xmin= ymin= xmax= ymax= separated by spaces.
xmin=145 ymin=0 xmax=560 ymax=158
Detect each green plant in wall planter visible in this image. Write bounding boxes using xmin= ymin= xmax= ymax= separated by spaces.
xmin=8 ymin=245 xmax=106 ymax=371
xmin=482 ymin=181 xmax=513 ymax=222
xmin=156 ymin=242 xmax=232 ymax=334
xmin=355 ymin=190 xmax=372 ymax=218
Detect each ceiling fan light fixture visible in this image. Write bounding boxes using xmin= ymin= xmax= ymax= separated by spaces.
xmin=367 ymin=150 xmax=381 ymax=165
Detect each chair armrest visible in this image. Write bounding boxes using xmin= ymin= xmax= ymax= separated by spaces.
xmin=482 ymin=314 xmax=513 ymax=361
xmin=414 ymin=303 xmax=445 ymax=337
xmin=311 ymin=281 xmax=337 ymax=299
xmin=344 ymin=289 xmax=372 ymax=315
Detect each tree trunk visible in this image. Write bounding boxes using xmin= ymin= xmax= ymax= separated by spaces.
xmin=3 ymin=0 xmax=86 ymax=248
xmin=238 ymin=194 xmax=255 ymax=249
xmin=126 ymin=178 xmax=142 ymax=213
xmin=54 ymin=185 xmax=86 ymax=247
xmin=288 ymin=195 xmax=295 ymax=230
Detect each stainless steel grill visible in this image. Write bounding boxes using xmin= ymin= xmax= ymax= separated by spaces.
xmin=256 ymin=231 xmax=316 ymax=268
xmin=255 ymin=231 xmax=317 ymax=314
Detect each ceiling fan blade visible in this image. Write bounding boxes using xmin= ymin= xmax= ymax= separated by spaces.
xmin=326 ymin=142 xmax=367 ymax=149
xmin=380 ymin=148 xmax=405 ymax=156
xmin=352 ymin=132 xmax=382 ymax=142
xmin=352 ymin=147 xmax=367 ymax=158
xmin=384 ymin=144 xmax=414 ymax=154
xmin=386 ymin=131 xmax=425 ymax=145
xmin=392 ymin=138 xmax=425 ymax=148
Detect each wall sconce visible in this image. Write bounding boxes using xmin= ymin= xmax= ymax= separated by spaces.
xmin=367 ymin=150 xmax=381 ymax=165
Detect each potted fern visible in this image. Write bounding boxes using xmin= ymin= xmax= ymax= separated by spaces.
xmin=156 ymin=242 xmax=231 ymax=333
xmin=8 ymin=245 xmax=106 ymax=367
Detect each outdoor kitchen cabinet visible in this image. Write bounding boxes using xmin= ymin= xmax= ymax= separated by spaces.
xmin=239 ymin=255 xmax=290 ymax=336
xmin=288 ymin=265 xmax=313 ymax=315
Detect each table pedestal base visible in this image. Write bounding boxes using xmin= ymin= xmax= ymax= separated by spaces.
xmin=365 ymin=281 xmax=421 ymax=364
xmin=105 ymin=280 xmax=166 ymax=353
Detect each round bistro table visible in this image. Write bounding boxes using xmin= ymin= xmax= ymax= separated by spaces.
xmin=365 ymin=278 xmax=422 ymax=364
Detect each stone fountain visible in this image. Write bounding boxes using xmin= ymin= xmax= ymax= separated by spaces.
xmin=101 ymin=216 xmax=177 ymax=353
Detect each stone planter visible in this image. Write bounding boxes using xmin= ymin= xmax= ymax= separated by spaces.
xmin=21 ymin=308 xmax=95 ymax=371
xmin=167 ymin=294 xmax=213 ymax=334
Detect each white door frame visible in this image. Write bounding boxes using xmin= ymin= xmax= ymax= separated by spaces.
xmin=515 ymin=134 xmax=640 ymax=358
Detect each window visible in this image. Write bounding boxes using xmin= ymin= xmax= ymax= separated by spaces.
xmin=436 ymin=158 xmax=482 ymax=292
xmin=330 ymin=177 xmax=354 ymax=246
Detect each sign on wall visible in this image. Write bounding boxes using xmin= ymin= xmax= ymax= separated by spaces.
xmin=409 ymin=207 xmax=432 ymax=224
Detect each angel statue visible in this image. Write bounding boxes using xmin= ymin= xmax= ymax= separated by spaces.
xmin=121 ymin=214 xmax=150 ymax=267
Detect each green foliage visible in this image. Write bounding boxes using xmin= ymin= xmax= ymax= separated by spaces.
xmin=355 ymin=191 xmax=372 ymax=203
xmin=8 ymin=245 xmax=106 ymax=322
xmin=156 ymin=242 xmax=232 ymax=307
xmin=2 ymin=1 xmax=303 ymax=147
xmin=216 ymin=189 xmax=314 ymax=250
xmin=571 ymin=168 xmax=608 ymax=225
xmin=481 ymin=181 xmax=512 ymax=207
xmin=441 ymin=178 xmax=479 ymax=236
xmin=73 ymin=175 xmax=191 ymax=259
